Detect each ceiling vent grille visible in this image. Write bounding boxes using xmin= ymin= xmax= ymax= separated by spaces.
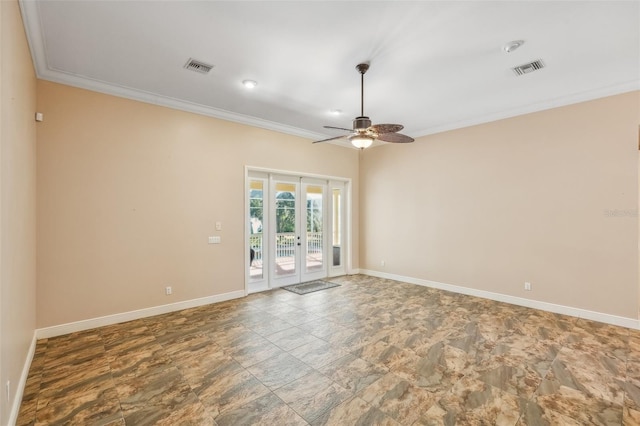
xmin=512 ymin=59 xmax=545 ymax=76
xmin=184 ymin=58 xmax=214 ymax=74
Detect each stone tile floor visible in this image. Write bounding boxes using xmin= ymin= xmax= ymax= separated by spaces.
xmin=16 ymin=274 xmax=640 ymax=425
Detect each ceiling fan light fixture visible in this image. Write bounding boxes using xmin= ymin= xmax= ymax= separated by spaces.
xmin=351 ymin=135 xmax=373 ymax=149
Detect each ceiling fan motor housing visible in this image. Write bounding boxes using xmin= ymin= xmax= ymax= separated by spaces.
xmin=353 ymin=116 xmax=372 ymax=131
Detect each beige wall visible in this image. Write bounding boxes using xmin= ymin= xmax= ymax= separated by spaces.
xmin=36 ymin=83 xmax=639 ymax=327
xmin=1 ymin=0 xmax=37 ymax=423
xmin=36 ymin=81 xmax=359 ymax=328
xmin=361 ymin=92 xmax=640 ymax=319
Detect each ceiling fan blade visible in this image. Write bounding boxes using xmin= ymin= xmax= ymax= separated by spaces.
xmin=312 ymin=135 xmax=349 ymax=144
xmin=323 ymin=125 xmax=354 ymax=132
xmin=370 ymin=123 xmax=404 ymax=134
xmin=377 ymin=132 xmax=414 ymax=143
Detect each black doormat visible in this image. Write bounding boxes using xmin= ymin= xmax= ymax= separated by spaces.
xmin=283 ymin=280 xmax=341 ymax=295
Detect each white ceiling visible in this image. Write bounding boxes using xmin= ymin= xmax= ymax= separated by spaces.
xmin=20 ymin=1 xmax=640 ymax=146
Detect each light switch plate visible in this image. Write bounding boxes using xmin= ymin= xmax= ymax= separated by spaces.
xmin=208 ymin=236 xmax=221 ymax=244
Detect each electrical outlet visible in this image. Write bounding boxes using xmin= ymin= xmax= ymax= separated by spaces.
xmin=381 ymin=260 xmax=385 ymax=267
xmin=524 ymin=282 xmax=532 ymax=291
xmin=165 ymin=286 xmax=172 ymax=295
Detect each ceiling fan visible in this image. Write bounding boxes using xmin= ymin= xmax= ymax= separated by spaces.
xmin=313 ymin=63 xmax=414 ymax=149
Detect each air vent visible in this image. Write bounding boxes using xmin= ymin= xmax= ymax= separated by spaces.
xmin=184 ymin=58 xmax=214 ymax=74
xmin=512 ymin=59 xmax=545 ymax=76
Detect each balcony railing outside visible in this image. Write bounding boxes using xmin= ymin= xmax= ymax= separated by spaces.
xmin=307 ymin=232 xmax=322 ymax=254
xmin=249 ymin=232 xmax=323 ymax=263
xmin=249 ymin=234 xmax=263 ymax=261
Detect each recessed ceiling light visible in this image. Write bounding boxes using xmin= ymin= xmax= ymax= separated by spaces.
xmin=330 ymin=109 xmax=342 ymax=116
xmin=242 ymin=80 xmax=257 ymax=89
xmin=503 ymin=40 xmax=525 ymax=53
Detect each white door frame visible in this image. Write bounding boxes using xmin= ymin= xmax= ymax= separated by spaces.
xmin=245 ymin=166 xmax=352 ymax=294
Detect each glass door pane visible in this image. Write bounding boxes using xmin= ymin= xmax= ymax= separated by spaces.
xmin=332 ymin=187 xmax=342 ymax=267
xmin=300 ymin=179 xmax=327 ymax=282
xmin=274 ymin=182 xmax=298 ymax=278
xmin=249 ymin=180 xmax=264 ymax=281
xmin=305 ymin=185 xmax=323 ymax=273
xmin=329 ymin=180 xmax=346 ymax=277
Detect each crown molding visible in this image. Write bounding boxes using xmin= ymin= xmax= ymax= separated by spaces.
xmin=20 ymin=0 xmax=639 ymax=146
xmin=42 ymin=66 xmax=330 ymax=141
xmin=412 ymin=80 xmax=640 ymax=139
xmin=19 ymin=1 xmax=328 ymax=142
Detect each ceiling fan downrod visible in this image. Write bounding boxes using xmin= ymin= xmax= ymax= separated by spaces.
xmin=354 ymin=63 xmax=371 ymax=130
xmin=356 ymin=63 xmax=369 ymax=118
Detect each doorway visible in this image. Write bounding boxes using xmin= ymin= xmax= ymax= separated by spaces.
xmin=246 ymin=169 xmax=349 ymax=293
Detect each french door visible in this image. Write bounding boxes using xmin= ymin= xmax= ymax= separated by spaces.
xmin=247 ymin=170 xmax=348 ymax=293
xmin=271 ymin=176 xmax=326 ymax=287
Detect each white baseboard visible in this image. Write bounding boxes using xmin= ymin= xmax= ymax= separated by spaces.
xmin=9 ymin=333 xmax=37 ymax=426
xmin=35 ymin=290 xmax=245 ymax=339
xmin=360 ymin=269 xmax=640 ymax=330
